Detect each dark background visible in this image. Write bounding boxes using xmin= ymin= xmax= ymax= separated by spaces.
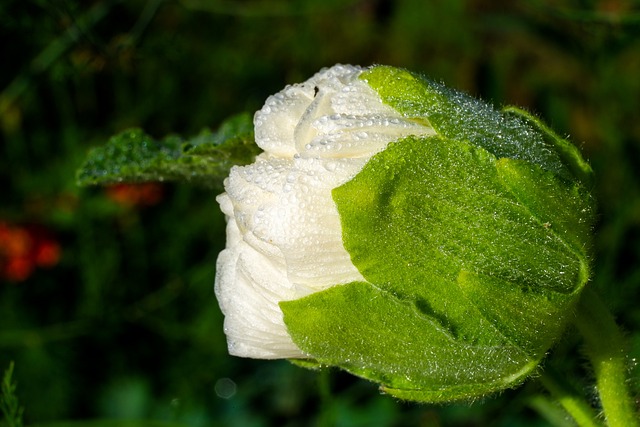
xmin=1 ymin=0 xmax=639 ymax=426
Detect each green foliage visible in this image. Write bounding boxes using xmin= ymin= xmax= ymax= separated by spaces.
xmin=76 ymin=114 xmax=260 ymax=189
xmin=1 ymin=362 xmax=24 ymax=427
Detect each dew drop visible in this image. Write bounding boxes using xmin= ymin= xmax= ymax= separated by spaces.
xmin=215 ymin=378 xmax=237 ymax=399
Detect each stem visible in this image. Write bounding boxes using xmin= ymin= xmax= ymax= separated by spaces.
xmin=528 ymin=394 xmax=584 ymax=427
xmin=574 ymin=288 xmax=638 ymax=427
xmin=317 ymin=369 xmax=336 ymax=427
xmin=538 ymin=366 xmax=602 ymax=427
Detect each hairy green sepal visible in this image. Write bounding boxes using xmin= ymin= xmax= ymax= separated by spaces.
xmin=359 ymin=65 xmax=593 ymax=185
xmin=76 ymin=113 xmax=261 ymax=189
xmin=281 ymin=131 xmax=593 ymax=402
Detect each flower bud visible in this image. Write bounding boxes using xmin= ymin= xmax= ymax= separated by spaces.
xmin=215 ymin=64 xmax=594 ymax=402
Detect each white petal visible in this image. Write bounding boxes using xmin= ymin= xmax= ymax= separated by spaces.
xmin=254 ymin=85 xmax=313 ymax=157
xmin=225 ymin=155 xmax=366 ymax=291
xmin=331 ymin=79 xmax=399 ymax=116
xmin=255 ymin=65 xmax=364 ymax=157
xmin=215 ymin=241 xmax=305 ymax=359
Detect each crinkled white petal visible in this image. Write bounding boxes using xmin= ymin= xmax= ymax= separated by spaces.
xmin=215 ymin=245 xmax=304 ymax=358
xmin=226 ymin=154 xmax=367 ymax=289
xmin=216 ymin=64 xmax=435 ymax=359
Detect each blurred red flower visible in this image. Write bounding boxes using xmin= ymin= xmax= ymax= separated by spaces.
xmin=0 ymin=222 xmax=61 ymax=282
xmin=105 ymin=183 xmax=164 ymax=207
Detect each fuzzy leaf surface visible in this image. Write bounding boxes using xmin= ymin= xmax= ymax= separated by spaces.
xmin=76 ymin=113 xmax=261 ymax=189
xmin=282 ymin=134 xmax=594 ymax=402
xmin=360 ymin=66 xmax=593 ymax=183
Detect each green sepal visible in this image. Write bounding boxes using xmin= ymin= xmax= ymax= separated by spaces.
xmin=502 ymin=106 xmax=594 ymax=186
xmin=76 ymin=113 xmax=261 ymax=189
xmin=495 ymin=156 xmax=594 ymax=271
xmin=456 ymin=270 xmax=576 ymax=356
xmin=335 ymin=135 xmax=591 ymax=294
xmin=282 ymin=133 xmax=594 ymax=403
xmin=281 ymin=281 xmax=540 ymax=403
xmin=360 ymin=66 xmax=586 ymax=182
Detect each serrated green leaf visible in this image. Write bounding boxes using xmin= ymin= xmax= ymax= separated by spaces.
xmin=76 ymin=113 xmax=261 ymax=189
xmin=282 ymin=133 xmax=594 ymax=402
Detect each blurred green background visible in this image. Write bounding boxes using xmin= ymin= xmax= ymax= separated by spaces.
xmin=1 ymin=0 xmax=639 ymax=426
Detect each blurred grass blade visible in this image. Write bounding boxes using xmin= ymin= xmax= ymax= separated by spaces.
xmin=1 ymin=361 xmax=25 ymax=427
xmin=76 ymin=113 xmax=261 ymax=189
xmin=0 ymin=0 xmax=118 ymax=119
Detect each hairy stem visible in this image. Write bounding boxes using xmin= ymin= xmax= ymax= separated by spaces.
xmin=574 ymin=288 xmax=638 ymax=427
xmin=538 ymin=366 xmax=601 ymax=427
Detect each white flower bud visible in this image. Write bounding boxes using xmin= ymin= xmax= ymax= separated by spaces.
xmin=215 ymin=64 xmax=434 ymax=358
